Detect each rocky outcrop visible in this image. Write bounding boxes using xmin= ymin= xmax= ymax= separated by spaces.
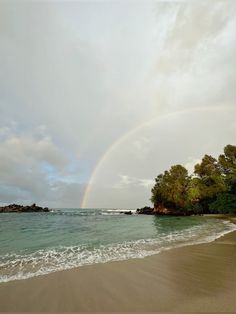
xmin=124 ymin=211 xmax=133 ymax=215
xmin=153 ymin=205 xmax=188 ymax=216
xmin=0 ymin=203 xmax=50 ymax=213
xmin=120 ymin=210 xmax=133 ymax=215
xmin=137 ymin=205 xmax=191 ymax=216
xmin=136 ymin=206 xmax=154 ymax=215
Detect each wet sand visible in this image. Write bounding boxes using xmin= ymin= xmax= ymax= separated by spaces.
xmin=0 ymin=230 xmax=236 ymax=312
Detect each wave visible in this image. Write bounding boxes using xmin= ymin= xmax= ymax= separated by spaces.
xmin=49 ymin=209 xmax=136 ymax=217
xmin=1 ymin=220 xmax=235 ymax=283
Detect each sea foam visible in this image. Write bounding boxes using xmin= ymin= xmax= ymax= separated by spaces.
xmin=0 ymin=218 xmax=235 ymax=283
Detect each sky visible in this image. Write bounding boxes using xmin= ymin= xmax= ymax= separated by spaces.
xmin=0 ymin=0 xmax=236 ymax=208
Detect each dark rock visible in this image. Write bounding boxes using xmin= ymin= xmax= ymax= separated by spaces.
xmin=120 ymin=211 xmax=133 ymax=215
xmin=136 ymin=205 xmax=192 ymax=216
xmin=153 ymin=205 xmax=192 ymax=216
xmin=124 ymin=211 xmax=132 ymax=215
xmin=136 ymin=206 xmax=154 ymax=215
xmin=0 ymin=203 xmax=50 ymax=213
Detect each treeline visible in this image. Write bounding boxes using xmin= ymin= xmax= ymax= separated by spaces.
xmin=151 ymin=144 xmax=236 ymax=214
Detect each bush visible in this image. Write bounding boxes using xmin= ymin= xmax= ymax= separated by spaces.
xmin=209 ymin=193 xmax=236 ymax=214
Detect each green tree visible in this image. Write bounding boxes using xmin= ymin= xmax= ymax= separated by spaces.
xmin=150 ymin=144 xmax=236 ymax=215
xmin=151 ymin=165 xmax=190 ymax=210
xmin=194 ymin=154 xmax=221 ymax=177
xmin=187 ymin=177 xmax=201 ymax=202
xmin=194 ymin=155 xmax=225 ymax=210
xmin=219 ymin=144 xmax=236 ymax=193
xmin=209 ymin=193 xmax=236 ymax=214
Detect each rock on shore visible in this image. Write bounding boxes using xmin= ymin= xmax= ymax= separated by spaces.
xmin=136 ymin=206 xmax=154 ymax=215
xmin=136 ymin=205 xmax=191 ymax=216
xmin=0 ymin=203 xmax=50 ymax=213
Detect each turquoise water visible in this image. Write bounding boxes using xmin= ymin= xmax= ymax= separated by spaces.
xmin=0 ymin=208 xmax=235 ymax=282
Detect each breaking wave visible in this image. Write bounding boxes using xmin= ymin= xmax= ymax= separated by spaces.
xmin=1 ymin=219 xmax=235 ymax=283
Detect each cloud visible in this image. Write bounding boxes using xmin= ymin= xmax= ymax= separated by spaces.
xmin=155 ymin=1 xmax=236 ymax=72
xmin=0 ymin=126 xmax=85 ymax=207
xmin=114 ymin=175 xmax=154 ymax=189
xmin=132 ymin=137 xmax=152 ymax=160
xmin=84 ymin=106 xmax=236 ymax=208
xmin=184 ymin=157 xmax=201 ymax=175
xmin=0 ymin=1 xmax=235 ymax=207
xmin=0 ymin=128 xmax=66 ymax=174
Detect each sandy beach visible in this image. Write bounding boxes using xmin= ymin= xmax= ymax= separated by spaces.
xmin=0 ymin=229 xmax=236 ymax=312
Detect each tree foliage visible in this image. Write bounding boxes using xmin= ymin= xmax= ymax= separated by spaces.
xmin=151 ymin=165 xmax=189 ymax=209
xmin=151 ymin=144 xmax=236 ymax=214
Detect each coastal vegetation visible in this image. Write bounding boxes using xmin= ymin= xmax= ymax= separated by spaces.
xmin=150 ymin=144 xmax=236 ymax=215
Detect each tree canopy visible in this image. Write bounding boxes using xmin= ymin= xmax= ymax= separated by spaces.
xmin=151 ymin=144 xmax=236 ymax=214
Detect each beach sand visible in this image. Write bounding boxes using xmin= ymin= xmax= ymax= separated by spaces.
xmin=0 ymin=230 xmax=236 ymax=312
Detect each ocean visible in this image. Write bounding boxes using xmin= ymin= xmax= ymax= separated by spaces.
xmin=0 ymin=208 xmax=235 ymax=283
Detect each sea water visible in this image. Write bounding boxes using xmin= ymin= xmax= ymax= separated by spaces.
xmin=0 ymin=208 xmax=235 ymax=282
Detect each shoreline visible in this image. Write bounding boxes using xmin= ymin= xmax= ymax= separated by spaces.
xmin=1 ymin=215 xmax=236 ymax=284
xmin=1 ymin=224 xmax=236 ymax=311
xmin=203 ymin=213 xmax=236 ymax=224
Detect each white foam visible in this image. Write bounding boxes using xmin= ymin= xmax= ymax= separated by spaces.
xmin=102 ymin=209 xmax=136 ymax=214
xmin=1 ymin=220 xmax=236 ymax=283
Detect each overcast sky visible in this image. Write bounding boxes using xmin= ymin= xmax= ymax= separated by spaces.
xmin=0 ymin=0 xmax=236 ymax=208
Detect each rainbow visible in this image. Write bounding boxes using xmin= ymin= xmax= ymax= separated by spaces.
xmin=81 ymin=105 xmax=235 ymax=208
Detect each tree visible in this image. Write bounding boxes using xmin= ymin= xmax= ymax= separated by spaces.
xmin=194 ymin=154 xmax=221 ymax=177
xmin=209 ymin=193 xmax=236 ymax=214
xmin=150 ymin=144 xmax=236 ymax=214
xmin=187 ymin=177 xmax=201 ymax=203
xmin=194 ymin=154 xmax=225 ymax=209
xmin=219 ymin=144 xmax=236 ymax=193
xmin=151 ymin=165 xmax=190 ymax=210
